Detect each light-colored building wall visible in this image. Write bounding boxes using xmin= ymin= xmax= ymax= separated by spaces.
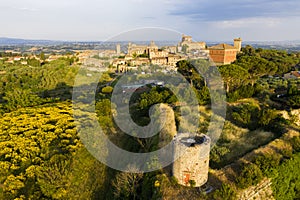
xmin=167 ymin=54 xmax=182 ymax=67
xmin=151 ymin=57 xmax=168 ymax=65
xmin=131 ymin=58 xmax=150 ymax=66
xmin=149 ymin=49 xmax=169 ymax=59
xmin=178 ymin=35 xmax=206 ymax=53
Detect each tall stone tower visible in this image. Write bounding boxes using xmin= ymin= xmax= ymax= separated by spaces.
xmin=127 ymin=42 xmax=132 ymax=55
xmin=234 ymin=38 xmax=242 ymax=52
xmin=172 ymin=133 xmax=210 ymax=187
xmin=158 ymin=104 xmax=177 ymax=148
xmin=116 ymin=44 xmax=121 ymax=55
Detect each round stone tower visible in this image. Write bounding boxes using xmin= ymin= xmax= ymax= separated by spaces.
xmin=172 ymin=133 xmax=210 ymax=187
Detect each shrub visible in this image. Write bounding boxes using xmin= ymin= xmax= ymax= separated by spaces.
xmin=290 ymin=136 xmax=300 ymax=152
xmin=237 ymin=163 xmax=263 ymax=189
xmin=287 ymin=95 xmax=300 ymax=108
xmin=254 ymin=154 xmax=280 ymax=177
xmin=101 ymin=86 xmax=113 ymax=94
xmin=230 ymin=103 xmax=259 ymax=129
xmin=213 ymin=183 xmax=237 ymax=200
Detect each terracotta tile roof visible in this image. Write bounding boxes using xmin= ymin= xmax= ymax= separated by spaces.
xmin=291 ymin=71 xmax=300 ymax=78
xmin=208 ymin=43 xmax=237 ymax=50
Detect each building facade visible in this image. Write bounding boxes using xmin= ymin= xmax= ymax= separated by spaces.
xmin=208 ymin=38 xmax=242 ymax=65
xmin=112 ymin=41 xmax=183 ymax=68
xmin=178 ymin=34 xmax=206 ymax=53
xmin=111 ymin=36 xmax=242 ymax=69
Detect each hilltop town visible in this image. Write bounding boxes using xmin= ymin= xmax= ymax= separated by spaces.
xmin=110 ymin=35 xmax=242 ymax=71
xmin=0 ymin=34 xmax=242 ymax=69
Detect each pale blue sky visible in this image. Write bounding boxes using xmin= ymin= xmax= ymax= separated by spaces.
xmin=1 ymin=0 xmax=300 ymax=41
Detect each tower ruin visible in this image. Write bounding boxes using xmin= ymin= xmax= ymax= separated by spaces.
xmin=172 ymin=133 xmax=210 ymax=187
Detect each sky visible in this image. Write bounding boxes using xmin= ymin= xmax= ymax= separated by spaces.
xmin=1 ymin=0 xmax=300 ymax=41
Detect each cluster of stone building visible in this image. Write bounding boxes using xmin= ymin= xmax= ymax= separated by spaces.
xmin=112 ymin=41 xmax=182 ymax=71
xmin=111 ymin=34 xmax=242 ymax=71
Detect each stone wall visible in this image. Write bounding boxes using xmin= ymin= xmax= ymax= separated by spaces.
xmin=279 ymin=108 xmax=300 ymax=131
xmin=237 ymin=178 xmax=274 ymax=200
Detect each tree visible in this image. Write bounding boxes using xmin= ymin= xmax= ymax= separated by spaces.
xmin=95 ymin=99 xmax=115 ymax=134
xmin=2 ymin=175 xmax=26 ymax=199
xmin=218 ymin=64 xmax=248 ymax=93
xmin=237 ymin=56 xmax=277 ymax=86
xmin=27 ymin=58 xmax=41 ymax=67
xmin=40 ymin=52 xmax=46 ymax=61
xmin=37 ymin=155 xmax=71 ymax=200
xmin=287 ymin=95 xmax=300 ymax=108
xmin=0 ymin=103 xmax=81 ymax=199
xmin=210 ymin=145 xmax=230 ymax=168
xmin=258 ymin=108 xmax=277 ymax=127
xmin=190 ymin=59 xmax=211 ymax=86
xmin=287 ymin=84 xmax=299 ymax=96
xmin=176 ymin=60 xmax=205 ymax=89
xmin=240 ymin=45 xmax=256 ymax=56
xmin=112 ymin=165 xmax=144 ymax=200
xmin=231 ymin=103 xmax=259 ymax=128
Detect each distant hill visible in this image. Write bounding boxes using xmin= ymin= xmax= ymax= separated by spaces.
xmin=0 ymin=37 xmax=300 ymax=51
xmin=0 ymin=37 xmax=66 ymax=46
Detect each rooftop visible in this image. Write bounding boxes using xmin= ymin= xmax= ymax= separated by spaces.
xmin=208 ymin=43 xmax=237 ymax=50
xmin=291 ymin=71 xmax=300 ymax=78
xmin=174 ymin=134 xmax=210 ymax=147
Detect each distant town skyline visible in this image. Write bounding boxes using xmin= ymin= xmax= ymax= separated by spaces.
xmin=1 ymin=0 xmax=300 ymax=41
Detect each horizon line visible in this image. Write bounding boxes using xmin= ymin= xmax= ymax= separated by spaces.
xmin=1 ymin=36 xmax=300 ymax=44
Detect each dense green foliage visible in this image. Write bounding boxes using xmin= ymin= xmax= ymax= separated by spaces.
xmin=239 ymin=46 xmax=300 ymax=75
xmin=213 ymin=183 xmax=237 ymax=200
xmin=0 ymin=58 xmax=78 ymax=113
xmin=286 ymin=83 xmax=300 ymax=108
xmin=235 ymin=146 xmax=300 ymax=200
xmin=236 ymin=163 xmax=264 ymax=189
xmin=271 ymin=153 xmax=300 ymax=199
xmin=0 ymin=103 xmax=107 ymax=199
xmin=218 ymin=46 xmax=300 ymax=102
xmin=230 ymin=102 xmax=288 ymax=133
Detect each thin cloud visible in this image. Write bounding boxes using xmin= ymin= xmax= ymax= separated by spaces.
xmin=15 ymin=7 xmax=38 ymax=12
xmin=142 ymin=16 xmax=156 ymax=20
xmin=169 ymin=0 xmax=300 ymax=22
xmin=212 ymin=17 xmax=283 ymax=29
